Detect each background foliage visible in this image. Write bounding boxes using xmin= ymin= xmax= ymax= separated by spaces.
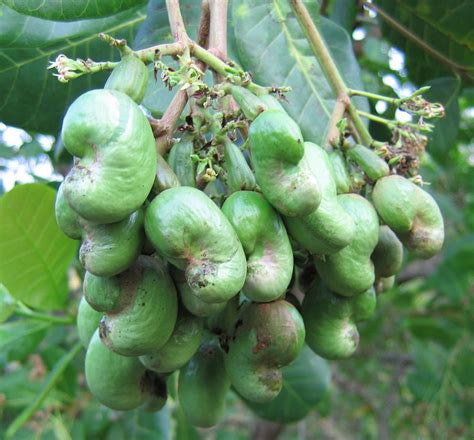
xmin=0 ymin=0 xmax=473 ymax=438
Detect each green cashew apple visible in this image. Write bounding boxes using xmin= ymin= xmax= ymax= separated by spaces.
xmin=258 ymin=94 xmax=285 ymax=112
xmin=61 ymin=89 xmax=156 ymax=224
xmin=205 ymin=295 xmax=240 ymax=337
xmin=139 ymin=311 xmax=203 ymax=373
xmin=85 ymin=330 xmax=166 ymax=411
xmin=144 ymin=187 xmax=247 ymax=304
xmin=372 ymin=175 xmax=444 ymax=258
xmin=153 ymin=154 xmax=181 ymax=195
xmin=248 ymin=110 xmax=321 ymax=217
xmin=230 ymin=85 xmax=266 ymax=120
xmin=55 ymin=184 xmax=144 ymax=277
xmin=223 ymin=140 xmax=256 ymax=194
xmin=167 ymin=135 xmax=196 ymax=187
xmin=303 ymin=283 xmax=376 ymax=359
xmin=104 ymin=54 xmax=149 ymax=104
xmin=375 ymin=275 xmax=395 ymax=293
xmin=372 ymin=225 xmax=404 ymax=278
xmin=224 ymin=300 xmax=305 ymax=403
xmin=314 ymin=194 xmax=379 ymax=296
xmin=99 ymin=256 xmax=178 ymax=356
xmin=284 ymin=143 xmax=355 ymax=255
xmin=170 ymin=267 xmax=227 ymax=317
xmin=222 ymin=191 xmax=293 ymax=302
xmin=83 ymin=271 xmax=123 ymax=313
xmin=328 ymin=150 xmax=351 ymax=194
xmin=178 ymin=334 xmax=231 ymax=427
xmin=80 ymin=210 xmax=144 ymax=277
xmin=347 ymin=144 xmax=389 ymax=180
xmin=76 ymin=296 xmax=102 ymax=348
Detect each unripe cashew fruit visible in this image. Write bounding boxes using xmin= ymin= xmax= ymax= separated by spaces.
xmin=328 ymin=150 xmax=351 ymax=194
xmin=99 ymin=256 xmax=178 ymax=356
xmin=222 ymin=191 xmax=293 ymax=302
xmin=145 ymin=187 xmax=247 ymax=304
xmin=258 ymin=94 xmax=285 ymax=112
xmin=372 ymin=225 xmax=404 ymax=278
xmin=178 ymin=334 xmax=231 ymax=427
xmin=372 ymin=175 xmax=444 ymax=258
xmin=284 ymin=143 xmax=355 ymax=255
xmin=139 ymin=311 xmax=203 ymax=373
xmin=230 ymin=85 xmax=266 ymax=120
xmin=347 ymin=144 xmax=389 ymax=181
xmin=85 ymin=330 xmax=166 ymax=411
xmin=314 ymin=194 xmax=379 ymax=296
xmin=205 ymin=295 xmax=240 ymax=337
xmin=224 ymin=300 xmax=305 ymax=403
xmin=223 ymin=140 xmax=256 ymax=194
xmin=104 ymin=54 xmax=149 ymax=104
xmin=55 ymin=184 xmax=144 ymax=277
xmin=248 ymin=110 xmax=321 ymax=217
xmin=80 ymin=210 xmax=144 ymax=277
xmin=76 ymin=296 xmax=102 ymax=348
xmin=167 ymin=135 xmax=196 ymax=187
xmin=153 ymin=154 xmax=181 ymax=195
xmin=375 ymin=275 xmax=395 ymax=293
xmin=61 ymin=89 xmax=156 ymax=224
xmin=303 ymin=283 xmax=376 ymax=359
xmin=83 ymin=271 xmax=123 ymax=313
xmin=170 ymin=267 xmax=227 ymax=317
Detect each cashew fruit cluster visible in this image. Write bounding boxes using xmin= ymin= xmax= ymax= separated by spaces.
xmin=66 ymin=56 xmax=444 ymax=427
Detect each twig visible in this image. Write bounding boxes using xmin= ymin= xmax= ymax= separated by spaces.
xmin=15 ymin=304 xmax=75 ymax=325
xmin=326 ymin=95 xmax=350 ymax=146
xmin=289 ymin=0 xmax=373 ymax=146
xmin=5 ymin=342 xmax=82 ymax=439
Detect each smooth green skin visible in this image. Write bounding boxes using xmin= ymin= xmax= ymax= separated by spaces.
xmin=85 ymin=331 xmax=151 ymax=411
xmin=223 ymin=141 xmax=256 ymax=194
xmin=302 ymin=283 xmax=376 ymax=360
xmin=328 ymin=150 xmax=352 ymax=194
xmin=258 ymin=94 xmax=285 ymax=112
xmin=83 ymin=271 xmax=123 ymax=313
xmin=76 ymin=296 xmax=102 ymax=348
xmin=153 ymin=154 xmax=181 ymax=195
xmin=171 ymin=267 xmax=227 ymax=317
xmin=205 ymin=295 xmax=240 ymax=336
xmin=222 ymin=191 xmax=293 ymax=302
xmin=285 ymin=143 xmax=355 ymax=255
xmin=178 ymin=335 xmax=231 ymax=428
xmin=347 ymin=144 xmax=390 ymax=180
xmin=104 ymin=55 xmax=149 ymax=104
xmin=55 ymin=183 xmax=81 ymax=240
xmin=167 ymin=136 xmax=196 ymax=188
xmin=80 ymin=209 xmax=144 ymax=277
xmin=225 ymin=300 xmax=305 ymax=403
xmin=230 ymin=85 xmax=266 ymax=120
xmin=62 ymin=89 xmax=156 ymax=224
xmin=139 ymin=313 xmax=203 ymax=373
xmin=99 ymin=256 xmax=178 ymax=356
xmin=249 ymin=110 xmax=321 ymax=217
xmin=372 ymin=225 xmax=404 ymax=278
xmin=315 ymin=194 xmax=379 ymax=296
xmin=3 ymin=0 xmax=146 ymax=21
xmin=372 ymin=175 xmax=444 ymax=258
xmin=55 ymin=184 xmax=144 ymax=277
xmin=144 ymin=187 xmax=247 ymax=304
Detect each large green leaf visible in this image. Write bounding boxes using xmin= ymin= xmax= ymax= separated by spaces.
xmin=244 ymin=345 xmax=331 ymax=423
xmin=0 ymin=5 xmax=146 ymax=134
xmin=0 ymin=319 xmax=50 ymax=353
xmin=423 ymin=77 xmax=461 ymax=162
xmin=2 ymin=0 xmax=147 ymax=21
xmin=0 ymin=183 xmax=77 ymax=310
xmin=232 ymin=0 xmax=368 ymax=146
xmin=376 ymin=0 xmax=474 ymax=84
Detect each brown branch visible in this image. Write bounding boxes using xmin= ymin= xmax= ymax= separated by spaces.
xmin=165 ymin=0 xmax=190 ymax=45
xmin=326 ymin=94 xmax=350 ymax=146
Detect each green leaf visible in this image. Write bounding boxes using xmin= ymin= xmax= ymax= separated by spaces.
xmin=2 ymin=0 xmax=147 ymax=21
xmin=376 ymin=0 xmax=474 ymax=84
xmin=244 ymin=345 xmax=331 ymax=423
xmin=105 ymin=409 xmax=171 ymax=440
xmin=232 ymin=0 xmax=368 ymax=146
xmin=423 ymin=77 xmax=461 ymax=162
xmin=0 ymin=320 xmax=50 ymax=353
xmin=0 ymin=284 xmax=16 ymax=323
xmin=328 ymin=0 xmax=357 ymax=32
xmin=0 ymin=183 xmax=78 ymax=310
xmin=0 ymin=5 xmax=146 ymax=134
